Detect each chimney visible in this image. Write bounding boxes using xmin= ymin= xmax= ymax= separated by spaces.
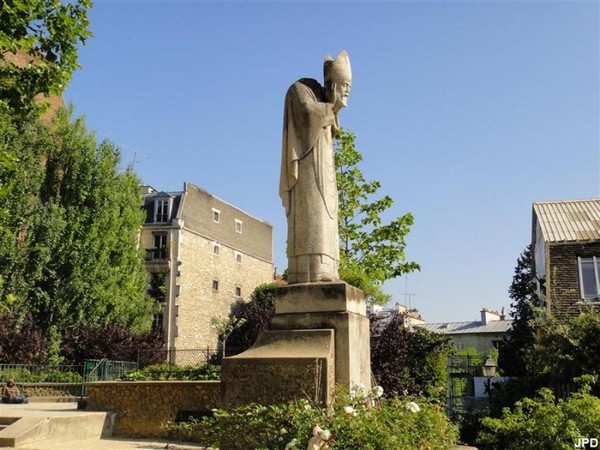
xmin=481 ymin=308 xmax=501 ymax=325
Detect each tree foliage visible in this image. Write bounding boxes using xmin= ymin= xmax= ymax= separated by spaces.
xmin=534 ymin=310 xmax=600 ymax=387
xmin=0 ymin=0 xmax=92 ymax=115
xmin=498 ymin=245 xmax=539 ymax=376
xmin=0 ymin=109 xmax=151 ymax=353
xmin=335 ymin=129 xmax=419 ymax=303
xmin=227 ymin=283 xmax=277 ymax=353
xmin=0 ymin=311 xmax=48 ymax=364
xmin=370 ymin=316 xmax=453 ymax=400
xmin=60 ymin=322 xmax=164 ymax=366
xmin=479 ymin=381 xmax=600 ymax=450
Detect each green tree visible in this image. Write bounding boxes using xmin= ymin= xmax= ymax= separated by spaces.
xmin=370 ymin=316 xmax=453 ymax=400
xmin=498 ymin=245 xmax=539 ymax=376
xmin=0 ymin=0 xmax=91 ymax=262
xmin=335 ymin=129 xmax=419 ymax=303
xmin=0 ymin=0 xmax=92 ymax=115
xmin=535 ymin=310 xmax=600 ymax=386
xmin=227 ymin=283 xmax=278 ymax=353
xmin=0 ymin=109 xmax=151 ymax=349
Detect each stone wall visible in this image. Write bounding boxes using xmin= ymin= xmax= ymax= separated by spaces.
xmin=548 ymin=242 xmax=600 ymax=321
xmin=175 ymin=227 xmax=273 ymax=352
xmin=85 ymin=381 xmax=221 ymax=438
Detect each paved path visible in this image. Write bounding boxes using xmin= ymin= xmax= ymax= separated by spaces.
xmin=0 ymin=402 xmax=208 ymax=450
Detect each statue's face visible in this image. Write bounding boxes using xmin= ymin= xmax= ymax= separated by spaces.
xmin=326 ymin=78 xmax=352 ymax=108
xmin=334 ymin=78 xmax=352 ymax=108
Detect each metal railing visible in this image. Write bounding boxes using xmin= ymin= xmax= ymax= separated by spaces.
xmin=0 ymin=360 xmax=138 ymax=399
xmin=0 ymin=363 xmax=84 ymax=399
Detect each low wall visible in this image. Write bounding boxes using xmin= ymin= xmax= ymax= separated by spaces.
xmin=85 ymin=381 xmax=221 ymax=438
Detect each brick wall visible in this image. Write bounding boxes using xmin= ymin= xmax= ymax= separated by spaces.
xmin=548 ymin=242 xmax=600 ymax=321
xmin=85 ymin=381 xmax=221 ymax=438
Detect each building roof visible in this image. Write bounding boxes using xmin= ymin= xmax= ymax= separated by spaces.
xmin=533 ymin=199 xmax=600 ymax=243
xmin=416 ymin=319 xmax=512 ymax=335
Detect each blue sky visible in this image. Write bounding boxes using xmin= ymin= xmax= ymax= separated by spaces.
xmin=65 ymin=1 xmax=599 ymax=323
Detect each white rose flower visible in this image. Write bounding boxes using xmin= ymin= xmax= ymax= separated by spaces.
xmin=284 ymin=437 xmax=298 ymax=450
xmin=350 ymin=383 xmax=368 ymax=398
xmin=372 ymin=385 xmax=384 ymax=398
xmin=319 ymin=429 xmax=331 ymax=440
xmin=405 ymin=401 xmax=420 ymax=413
xmin=343 ymin=405 xmax=357 ymax=416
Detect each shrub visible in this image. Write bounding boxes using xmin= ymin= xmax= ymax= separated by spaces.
xmin=165 ymin=386 xmax=458 ymax=449
xmin=121 ymin=363 xmax=220 ymax=381
xmin=371 ymin=316 xmax=453 ymax=400
xmin=478 ymin=378 xmax=600 ymax=450
xmin=60 ymin=321 xmax=164 ymax=365
xmin=0 ymin=367 xmax=82 ymax=383
xmin=226 ymin=283 xmax=277 ymax=353
xmin=0 ymin=312 xmax=48 ymax=364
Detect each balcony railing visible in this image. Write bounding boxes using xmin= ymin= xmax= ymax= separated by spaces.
xmin=145 ymin=247 xmax=170 ymax=261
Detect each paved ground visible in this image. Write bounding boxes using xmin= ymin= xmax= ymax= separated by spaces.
xmin=0 ymin=402 xmax=208 ymax=450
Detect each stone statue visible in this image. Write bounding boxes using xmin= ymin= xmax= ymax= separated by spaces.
xmin=279 ymin=50 xmax=352 ymax=284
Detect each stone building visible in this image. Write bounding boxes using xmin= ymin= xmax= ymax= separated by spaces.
xmin=416 ymin=309 xmax=511 ymax=354
xmin=141 ymin=182 xmax=273 ymax=359
xmin=532 ymin=198 xmax=600 ymax=321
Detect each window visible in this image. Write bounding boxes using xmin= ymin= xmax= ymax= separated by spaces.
xmin=150 ymin=234 xmax=168 ymax=260
xmin=213 ymin=243 xmax=220 ymax=255
xmin=152 ymin=313 xmax=164 ymax=333
xmin=578 ymin=256 xmax=600 ymax=299
xmin=212 ymin=208 xmax=220 ymax=223
xmin=235 ymin=286 xmax=242 ymax=297
xmin=235 ymin=219 xmax=243 ymax=233
xmin=235 ymin=252 xmax=242 ymax=264
xmin=212 ymin=280 xmax=219 ymax=291
xmin=154 ymin=199 xmax=169 ymax=223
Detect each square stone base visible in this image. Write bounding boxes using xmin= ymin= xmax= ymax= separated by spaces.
xmin=221 ymin=329 xmax=334 ymax=408
xmin=272 ymin=282 xmax=371 ymax=389
xmin=220 ymin=281 xmax=371 ymax=409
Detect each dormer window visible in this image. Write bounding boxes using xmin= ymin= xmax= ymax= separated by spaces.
xmin=154 ymin=198 xmax=169 ymax=223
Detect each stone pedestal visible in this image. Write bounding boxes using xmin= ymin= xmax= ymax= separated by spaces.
xmin=221 ymin=281 xmax=370 ymax=409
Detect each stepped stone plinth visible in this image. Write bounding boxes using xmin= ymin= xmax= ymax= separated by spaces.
xmin=221 ymin=281 xmax=371 ymax=408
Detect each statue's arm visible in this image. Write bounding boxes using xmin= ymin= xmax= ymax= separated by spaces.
xmin=287 ymin=82 xmax=337 ymax=159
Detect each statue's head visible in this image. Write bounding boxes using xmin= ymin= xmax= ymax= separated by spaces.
xmin=324 ymin=50 xmax=352 ymax=108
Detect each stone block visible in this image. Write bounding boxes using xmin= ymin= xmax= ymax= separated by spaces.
xmin=221 ymin=329 xmax=335 ymax=409
xmin=274 ymin=281 xmax=366 ymax=315
xmin=271 ymin=310 xmax=370 ymax=389
xmin=271 ymin=281 xmax=371 ymax=389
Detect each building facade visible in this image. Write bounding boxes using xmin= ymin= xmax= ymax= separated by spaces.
xmin=141 ymin=183 xmax=273 ymax=357
xmin=416 ymin=309 xmax=511 ymax=354
xmin=532 ymin=199 xmax=600 ymax=321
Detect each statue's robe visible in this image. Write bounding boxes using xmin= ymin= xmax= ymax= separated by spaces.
xmin=279 ymin=78 xmax=340 ymax=283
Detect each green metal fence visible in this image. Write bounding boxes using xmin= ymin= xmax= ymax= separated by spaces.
xmin=0 ymin=359 xmax=138 ymax=400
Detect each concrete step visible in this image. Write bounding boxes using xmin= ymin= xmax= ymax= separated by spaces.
xmin=0 ymin=411 xmax=114 ymax=448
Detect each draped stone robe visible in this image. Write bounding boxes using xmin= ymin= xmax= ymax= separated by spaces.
xmin=279 ymin=78 xmax=340 ymax=283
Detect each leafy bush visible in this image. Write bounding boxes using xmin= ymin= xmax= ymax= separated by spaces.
xmin=478 ymin=377 xmax=600 ymax=450
xmin=226 ymin=283 xmax=277 ymax=353
xmin=60 ymin=321 xmax=164 ymax=365
xmin=165 ymin=386 xmax=458 ymax=449
xmin=0 ymin=312 xmax=48 ymax=364
xmin=371 ymin=316 xmax=453 ymax=400
xmin=121 ymin=363 xmax=220 ymax=381
xmin=534 ymin=310 xmax=600 ymax=389
xmin=0 ymin=367 xmax=82 ymax=383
